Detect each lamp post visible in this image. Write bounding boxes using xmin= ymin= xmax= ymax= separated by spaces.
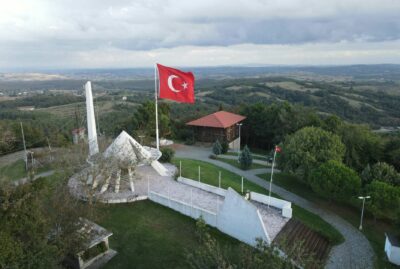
xmin=236 ymin=123 xmax=243 ymax=161
xmin=358 ymin=195 xmax=370 ymax=230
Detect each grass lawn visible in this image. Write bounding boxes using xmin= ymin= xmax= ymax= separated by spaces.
xmin=215 ymin=157 xmax=267 ymax=170
xmin=98 ymin=201 xmax=242 ymax=269
xmin=0 ymin=160 xmax=28 ymax=181
xmin=173 ymin=158 xmax=343 ymax=245
xmin=257 ymin=172 xmax=399 ymax=269
xmin=0 ymin=160 xmax=53 ymax=182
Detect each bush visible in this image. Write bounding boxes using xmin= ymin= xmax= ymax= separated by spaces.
xmin=185 ymin=137 xmax=195 ymax=145
xmin=221 ymin=140 xmax=229 ymax=154
xmin=365 ymin=181 xmax=400 ymax=221
xmin=212 ymin=140 xmax=222 ymax=155
xmin=159 ymin=147 xmax=175 ymax=163
xmin=362 ymin=162 xmax=399 ymax=186
xmin=309 ymin=160 xmax=361 ymax=202
xmin=239 ymin=145 xmax=253 ymax=170
xmin=209 ymin=154 xmax=217 ymax=160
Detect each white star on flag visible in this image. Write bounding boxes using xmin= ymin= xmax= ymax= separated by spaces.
xmin=181 ymin=82 xmax=188 ymax=89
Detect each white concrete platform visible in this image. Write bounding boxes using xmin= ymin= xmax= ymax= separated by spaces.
xmin=69 ymin=163 xmax=289 ymax=242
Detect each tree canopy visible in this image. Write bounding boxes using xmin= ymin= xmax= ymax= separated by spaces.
xmin=279 ymin=127 xmax=345 ymax=180
xmin=309 ymin=160 xmax=361 ymax=202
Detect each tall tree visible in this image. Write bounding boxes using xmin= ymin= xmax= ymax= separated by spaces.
xmin=309 ymin=160 xmax=361 ymax=202
xmin=279 ymin=127 xmax=345 ymax=180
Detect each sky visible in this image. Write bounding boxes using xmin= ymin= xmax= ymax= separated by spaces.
xmin=0 ymin=0 xmax=400 ymax=69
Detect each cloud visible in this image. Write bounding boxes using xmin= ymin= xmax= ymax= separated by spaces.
xmin=0 ymin=0 xmax=399 ymax=68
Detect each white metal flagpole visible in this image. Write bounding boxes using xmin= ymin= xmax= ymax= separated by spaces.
xmin=154 ymin=64 xmax=160 ymax=150
xmin=268 ymin=148 xmax=277 ymax=209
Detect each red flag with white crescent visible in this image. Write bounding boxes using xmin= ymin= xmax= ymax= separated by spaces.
xmin=157 ymin=63 xmax=195 ymax=103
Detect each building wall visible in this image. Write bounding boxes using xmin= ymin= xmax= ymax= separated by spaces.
xmin=192 ymin=123 xmax=242 ymax=143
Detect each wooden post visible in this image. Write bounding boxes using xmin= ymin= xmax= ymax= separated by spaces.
xmin=198 ymin=166 xmax=201 ymax=182
xmin=241 ymin=177 xmax=244 ymax=193
xmin=219 ymin=171 xmax=221 ymax=188
xmin=179 ymin=161 xmax=182 ymax=178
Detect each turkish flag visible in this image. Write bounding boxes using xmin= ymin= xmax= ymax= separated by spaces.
xmin=157 ymin=63 xmax=195 ymax=103
xmin=275 ymin=145 xmax=282 ymax=153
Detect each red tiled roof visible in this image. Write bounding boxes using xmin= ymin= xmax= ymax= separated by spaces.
xmin=186 ymin=111 xmax=246 ymax=128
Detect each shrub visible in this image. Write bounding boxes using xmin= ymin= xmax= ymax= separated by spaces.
xmin=159 ymin=147 xmax=175 ymax=163
xmin=212 ymin=140 xmax=222 ymax=155
xmin=239 ymin=145 xmax=253 ymax=170
xmin=221 ymin=140 xmax=229 ymax=154
xmin=209 ymin=154 xmax=217 ymax=160
xmin=309 ymin=160 xmax=361 ymax=202
xmin=362 ymin=162 xmax=399 ymax=186
xmin=185 ymin=137 xmax=195 ymax=145
xmin=365 ymin=181 xmax=400 ymax=221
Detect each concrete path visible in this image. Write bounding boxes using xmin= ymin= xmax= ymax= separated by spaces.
xmin=13 ymin=170 xmax=55 ymax=186
xmin=218 ymin=154 xmax=271 ymax=166
xmin=175 ymin=144 xmax=374 ymax=269
xmin=0 ymin=147 xmax=51 ymax=168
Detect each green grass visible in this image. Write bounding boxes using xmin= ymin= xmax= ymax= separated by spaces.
xmin=173 ymin=158 xmax=343 ymax=245
xmin=0 ymin=160 xmax=53 ymax=182
xmin=257 ymin=172 xmax=398 ymax=269
xmin=0 ymin=160 xmax=28 ymax=181
xmin=98 ymin=201 xmax=242 ymax=269
xmin=215 ymin=157 xmax=267 ymax=170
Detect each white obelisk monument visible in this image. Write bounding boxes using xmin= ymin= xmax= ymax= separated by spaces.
xmin=85 ymin=81 xmax=99 ymax=156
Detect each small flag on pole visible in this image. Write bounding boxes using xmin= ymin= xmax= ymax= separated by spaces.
xmin=275 ymin=145 xmax=282 ymax=153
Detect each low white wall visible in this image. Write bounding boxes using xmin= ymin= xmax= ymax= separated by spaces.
xmin=217 ymin=188 xmax=270 ymax=246
xmin=148 ymin=191 xmax=217 ymax=227
xmin=177 ymin=176 xmax=227 ymax=197
xmin=229 ymin=137 xmax=240 ymax=150
xmin=250 ymin=192 xmax=292 ymax=218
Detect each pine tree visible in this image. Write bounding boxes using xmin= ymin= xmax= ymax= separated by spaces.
xmin=239 ymin=145 xmax=252 ymax=170
xmin=212 ymin=139 xmax=222 ymax=155
xmin=221 ymin=139 xmax=229 ymax=154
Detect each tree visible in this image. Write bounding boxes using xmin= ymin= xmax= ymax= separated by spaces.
xmin=0 ymin=178 xmax=96 ymax=268
xmin=212 ymin=139 xmax=222 ymax=155
xmin=240 ymin=102 xmax=321 ymax=150
xmin=221 ymin=139 xmax=229 ymax=154
xmin=365 ymin=181 xmax=400 ymax=221
xmin=338 ymin=123 xmax=383 ymax=172
xmin=279 ymin=127 xmax=345 ymax=180
xmin=239 ymin=145 xmax=253 ymax=170
xmin=361 ymin=162 xmax=399 ymax=186
xmin=384 ymin=135 xmax=400 ymax=171
xmin=132 ymin=101 xmax=171 ymax=139
xmin=309 ymin=161 xmax=361 ymax=202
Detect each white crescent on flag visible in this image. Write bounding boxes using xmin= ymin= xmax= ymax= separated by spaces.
xmin=167 ymin=75 xmax=181 ymax=93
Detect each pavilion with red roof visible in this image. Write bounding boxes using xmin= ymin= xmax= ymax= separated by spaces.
xmin=186 ymin=111 xmax=246 ymax=149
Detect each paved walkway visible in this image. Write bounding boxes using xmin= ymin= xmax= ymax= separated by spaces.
xmin=175 ymin=144 xmax=374 ymax=269
xmin=13 ymin=170 xmax=55 ymax=186
xmin=218 ymin=154 xmax=270 ymax=166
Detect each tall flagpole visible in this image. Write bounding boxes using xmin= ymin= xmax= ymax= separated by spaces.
xmin=268 ymin=148 xmax=277 ymax=209
xmin=154 ymin=64 xmax=160 ymax=150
